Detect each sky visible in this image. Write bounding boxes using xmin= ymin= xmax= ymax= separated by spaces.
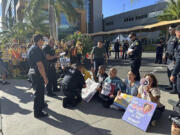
xmin=103 ymin=0 xmax=164 ymax=18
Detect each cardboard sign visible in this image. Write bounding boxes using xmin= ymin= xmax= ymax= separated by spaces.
xmin=122 ymin=97 xmax=157 ymax=132
xmin=82 ymin=79 xmax=99 ymax=102
xmin=113 ymin=93 xmax=133 ymax=109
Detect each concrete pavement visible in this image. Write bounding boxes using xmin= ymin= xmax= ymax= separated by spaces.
xmin=0 ymin=52 xmax=178 ymax=135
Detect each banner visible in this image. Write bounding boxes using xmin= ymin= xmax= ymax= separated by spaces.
xmin=113 ymin=93 xmax=133 ymax=109
xmin=82 ymin=79 xmax=99 ymax=102
xmin=122 ymin=97 xmax=157 ymax=132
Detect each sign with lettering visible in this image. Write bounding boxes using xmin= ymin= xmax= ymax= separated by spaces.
xmin=113 ymin=93 xmax=133 ymax=109
xmin=122 ymin=97 xmax=157 ymax=132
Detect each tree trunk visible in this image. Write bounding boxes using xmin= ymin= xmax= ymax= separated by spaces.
xmin=48 ymin=0 xmax=57 ymax=40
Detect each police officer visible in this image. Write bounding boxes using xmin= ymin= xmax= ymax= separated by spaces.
xmin=27 ymin=34 xmax=48 ymax=118
xmin=164 ymin=24 xmax=178 ymax=93
xmin=43 ymin=38 xmax=59 ymax=97
xmin=127 ymin=32 xmax=142 ymax=81
xmin=170 ymin=25 xmax=180 ymax=106
xmin=155 ymin=37 xmax=165 ymax=64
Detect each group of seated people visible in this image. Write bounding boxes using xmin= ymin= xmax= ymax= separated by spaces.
xmin=59 ymin=64 xmax=165 ymax=127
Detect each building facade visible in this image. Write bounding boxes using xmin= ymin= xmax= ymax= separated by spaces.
xmin=103 ymin=2 xmax=167 ymax=31
xmin=3 ymin=0 xmax=102 ymax=38
xmin=2 ymin=0 xmax=18 ymax=30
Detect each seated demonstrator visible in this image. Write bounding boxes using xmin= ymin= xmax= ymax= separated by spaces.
xmin=43 ymin=38 xmax=59 ymax=97
xmin=27 ymin=34 xmax=48 ymax=118
xmin=61 ymin=64 xmax=86 ymax=108
xmin=127 ymin=32 xmax=142 ymax=81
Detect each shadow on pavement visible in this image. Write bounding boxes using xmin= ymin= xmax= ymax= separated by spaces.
xmin=0 ymin=97 xmax=31 ymax=115
xmin=40 ymin=108 xmax=112 ymax=135
xmin=76 ymin=99 xmax=124 ymax=119
xmin=148 ymin=109 xmax=174 ymax=134
xmin=2 ymin=86 xmax=34 ymax=104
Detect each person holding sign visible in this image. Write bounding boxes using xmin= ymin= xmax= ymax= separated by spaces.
xmin=99 ymin=68 xmax=125 ymax=108
xmin=137 ymin=73 xmax=165 ymax=126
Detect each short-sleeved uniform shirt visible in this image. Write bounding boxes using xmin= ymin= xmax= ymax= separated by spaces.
xmin=27 ymin=45 xmax=46 ymax=76
xmin=138 ymin=85 xmax=161 ymax=107
xmin=62 ymin=68 xmax=85 ymax=90
xmin=43 ymin=45 xmax=57 ymax=66
xmin=91 ymin=46 xmax=106 ymax=60
xmin=129 ymin=39 xmax=142 ymax=60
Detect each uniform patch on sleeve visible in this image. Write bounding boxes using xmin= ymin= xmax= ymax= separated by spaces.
xmin=135 ymin=42 xmax=139 ymax=46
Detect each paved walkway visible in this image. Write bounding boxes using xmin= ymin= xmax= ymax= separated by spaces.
xmin=0 ymin=53 xmax=178 ymax=135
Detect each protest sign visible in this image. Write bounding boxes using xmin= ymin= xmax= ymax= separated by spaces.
xmin=122 ymin=97 xmax=157 ymax=132
xmin=82 ymin=79 xmax=99 ymax=102
xmin=113 ymin=93 xmax=133 ymax=109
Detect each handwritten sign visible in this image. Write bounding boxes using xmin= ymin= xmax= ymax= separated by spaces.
xmin=122 ymin=97 xmax=157 ymax=132
xmin=113 ymin=93 xmax=133 ymax=109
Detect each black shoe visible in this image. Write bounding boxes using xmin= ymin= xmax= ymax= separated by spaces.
xmin=169 ymin=90 xmax=178 ymax=94
xmin=43 ymin=103 xmax=48 ymax=108
xmin=2 ymin=81 xmax=10 ymax=85
xmin=34 ymin=111 xmax=48 ymax=118
xmin=165 ymin=87 xmax=172 ymax=91
xmin=47 ymin=93 xmax=57 ymax=97
xmin=54 ymin=88 xmax=61 ymax=92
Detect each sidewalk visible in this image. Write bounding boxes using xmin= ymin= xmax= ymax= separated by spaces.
xmin=0 ymin=53 xmax=178 ymax=135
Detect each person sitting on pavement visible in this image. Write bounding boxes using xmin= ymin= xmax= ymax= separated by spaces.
xmin=124 ymin=70 xmax=140 ymax=96
xmin=61 ymin=63 xmax=86 ymax=108
xmin=94 ymin=65 xmax=108 ymax=100
xmin=137 ymin=73 xmax=165 ymax=126
xmin=99 ymin=67 xmax=125 ymax=108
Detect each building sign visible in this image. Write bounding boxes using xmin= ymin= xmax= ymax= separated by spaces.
xmin=148 ymin=10 xmax=163 ymax=18
xmin=122 ymin=97 xmax=157 ymax=132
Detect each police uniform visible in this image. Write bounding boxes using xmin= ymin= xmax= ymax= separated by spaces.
xmin=27 ymin=45 xmax=46 ymax=116
xmin=155 ymin=41 xmax=164 ymax=64
xmin=165 ymin=35 xmax=178 ymax=90
xmin=61 ymin=67 xmax=85 ymax=108
xmin=129 ymin=39 xmax=142 ymax=81
xmin=172 ymin=39 xmax=180 ymax=100
xmin=43 ymin=45 xmax=58 ymax=96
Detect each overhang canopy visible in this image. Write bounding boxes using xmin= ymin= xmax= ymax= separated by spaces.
xmin=88 ymin=19 xmax=180 ymax=36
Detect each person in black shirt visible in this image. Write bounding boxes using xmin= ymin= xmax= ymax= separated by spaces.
xmin=27 ymin=34 xmax=48 ymax=118
xmin=114 ymin=40 xmax=120 ymax=59
xmin=61 ymin=64 xmax=86 ymax=108
xmin=105 ymin=40 xmax=110 ymax=58
xmin=155 ymin=38 xmax=165 ymax=64
xmin=122 ymin=40 xmax=129 ymax=59
xmin=43 ymin=38 xmax=59 ymax=97
xmin=128 ymin=32 xmax=142 ymax=81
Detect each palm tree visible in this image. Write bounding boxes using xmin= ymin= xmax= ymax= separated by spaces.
xmin=158 ymin=0 xmax=180 ymax=21
xmin=25 ymin=0 xmax=84 ymax=39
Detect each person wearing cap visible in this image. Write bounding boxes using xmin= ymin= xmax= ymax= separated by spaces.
xmin=127 ymin=32 xmax=142 ymax=81
xmin=43 ymin=38 xmax=60 ymax=97
xmin=27 ymin=34 xmax=49 ymax=118
xmin=170 ymin=25 xmax=180 ymax=106
xmin=164 ymin=24 xmax=178 ymax=94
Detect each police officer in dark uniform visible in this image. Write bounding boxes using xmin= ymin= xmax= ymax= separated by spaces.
xmin=43 ymin=38 xmax=59 ymax=97
xmin=170 ymin=25 xmax=180 ymax=106
xmin=164 ymin=25 xmax=178 ymax=93
xmin=128 ymin=32 xmax=142 ymax=81
xmin=27 ymin=34 xmax=48 ymax=118
xmin=155 ymin=37 xmax=165 ymax=64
